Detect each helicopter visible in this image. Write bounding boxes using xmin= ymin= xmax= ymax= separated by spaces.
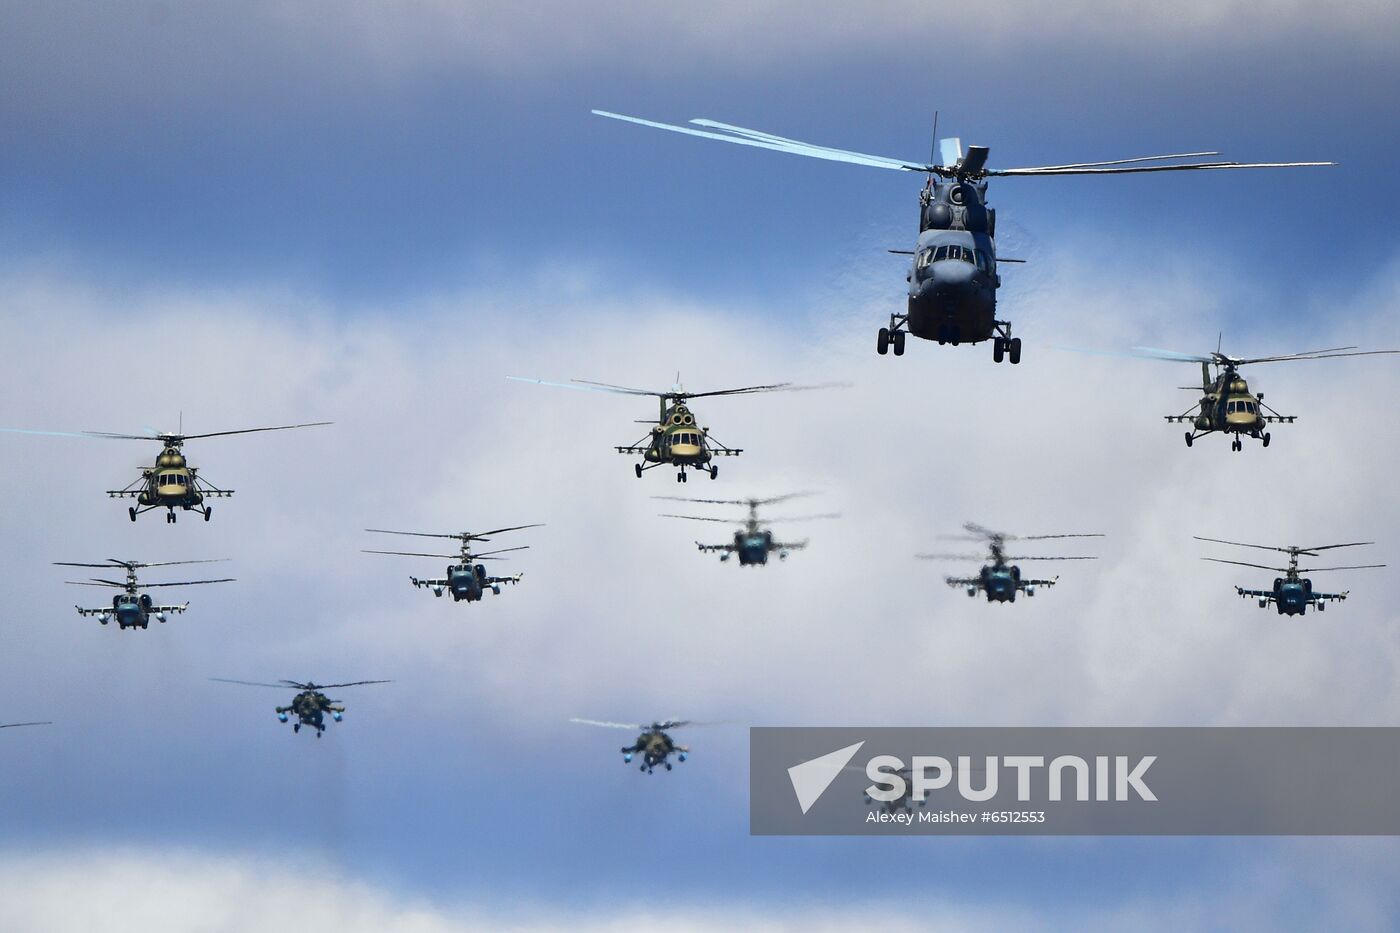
xmin=1196 ymin=536 xmax=1385 ymax=615
xmin=592 ymin=109 xmax=1331 ymax=363
xmin=55 ymin=558 xmax=233 ymax=628
xmin=211 ymin=678 xmax=390 ymax=736
xmin=508 ymin=376 xmax=841 ymax=481
xmin=0 ymin=418 xmax=331 ymax=521
xmin=362 ymin=523 xmax=542 ymax=601
xmin=918 ymin=522 xmax=1101 ymax=603
xmin=1100 ymin=342 xmax=1399 ymax=451
xmin=571 ymin=718 xmax=701 ymax=773
xmin=654 ymin=492 xmax=838 ymax=565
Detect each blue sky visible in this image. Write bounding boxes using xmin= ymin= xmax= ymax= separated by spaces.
xmin=2 ymin=3 xmax=1400 ymax=929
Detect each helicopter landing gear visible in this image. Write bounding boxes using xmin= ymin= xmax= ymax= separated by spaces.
xmin=204 ymin=507 xmax=212 ymax=521
xmin=878 ymin=314 xmax=907 ymax=356
xmin=128 ymin=507 xmax=137 ymax=522
xmin=634 ymin=463 xmax=643 ymax=479
xmin=1232 ymin=438 xmax=1243 ymax=452
xmin=709 ymin=465 xmax=718 ymax=480
xmin=166 ymin=511 xmax=176 ymax=523
xmin=1262 ymin=432 xmax=1271 ymax=448
xmin=1184 ymin=432 xmax=1194 ymax=447
xmin=676 ymin=471 xmax=688 ymax=483
xmin=991 ymin=321 xmax=1020 ymax=364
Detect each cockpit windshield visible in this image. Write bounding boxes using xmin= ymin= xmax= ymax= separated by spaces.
xmin=917 ymin=245 xmax=992 ymax=273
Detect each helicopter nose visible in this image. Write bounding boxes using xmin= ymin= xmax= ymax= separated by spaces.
xmin=922 ymin=260 xmax=977 ymax=297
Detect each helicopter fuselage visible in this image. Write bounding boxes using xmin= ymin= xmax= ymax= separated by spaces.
xmin=276 ymin=690 xmax=343 ymax=735
xmin=904 ymin=182 xmax=1001 ymax=345
xmin=446 ymin=563 xmax=490 ymax=601
xmin=621 ymin=729 xmax=688 ymax=773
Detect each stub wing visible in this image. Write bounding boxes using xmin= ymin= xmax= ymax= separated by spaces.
xmin=410 ymin=577 xmax=449 ymax=590
xmin=697 ymin=542 xmax=736 ymax=554
xmin=1018 ymin=579 xmax=1058 ymax=589
xmin=772 ymin=540 xmax=808 ymax=553
xmin=944 ymin=577 xmax=982 ymax=590
xmin=484 ymin=573 xmax=523 ymax=586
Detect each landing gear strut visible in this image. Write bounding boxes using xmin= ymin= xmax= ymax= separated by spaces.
xmin=877 ymin=315 xmax=907 ymax=356
xmin=991 ymin=321 xmax=1020 ymax=364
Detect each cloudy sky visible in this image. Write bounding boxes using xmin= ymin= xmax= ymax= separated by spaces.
xmin=2 ymin=2 xmax=1399 ymax=929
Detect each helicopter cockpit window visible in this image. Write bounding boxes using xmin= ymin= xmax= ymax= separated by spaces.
xmin=917 ymin=249 xmax=933 ymax=269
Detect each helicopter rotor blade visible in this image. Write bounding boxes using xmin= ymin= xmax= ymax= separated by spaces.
xmin=1232 ymin=349 xmax=1400 ymax=365
xmin=1128 ymin=346 xmax=1217 ymax=363
xmin=592 ymin=110 xmax=933 ymax=172
xmin=767 ymin=512 xmax=842 ymax=523
xmin=570 ymin=717 xmax=644 ymax=730
xmin=175 ymin=422 xmax=333 ymax=441
xmin=658 ymin=514 xmax=736 ymax=524
xmin=1001 ymin=555 xmax=1099 ymax=562
xmin=65 ymin=579 xmax=127 ymax=588
xmin=0 ymin=427 xmax=107 ymax=440
xmin=0 ymin=721 xmax=52 ymax=729
xmin=316 ymin=680 xmax=391 ymax=689
xmin=989 ymin=159 xmax=1333 ymax=176
xmin=998 ymin=151 xmax=1221 ymax=172
xmin=1015 ymin=533 xmax=1105 ymax=541
xmin=210 ymin=678 xmax=291 ymax=689
xmin=137 ymin=578 xmax=235 ymax=588
xmin=915 ymin=553 xmax=985 ymax=561
xmin=507 ymin=376 xmax=662 ymax=397
xmin=364 ymin=529 xmax=466 ymax=540
xmin=1202 ymin=557 xmax=1288 ymax=573
xmin=1295 ymin=542 xmax=1376 ymax=553
xmin=1295 ymin=564 xmax=1386 ymax=574
xmin=361 ymin=549 xmax=460 ymax=559
xmin=467 ymin=546 xmax=528 ymax=558
xmin=1194 ymin=536 xmax=1309 ymax=555
xmin=684 ymin=382 xmax=849 ymax=399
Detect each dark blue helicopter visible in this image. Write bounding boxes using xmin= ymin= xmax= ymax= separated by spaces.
xmin=362 ymin=524 xmax=542 ymax=602
xmin=593 ymin=110 xmax=1330 ymax=363
xmin=654 ymin=492 xmax=837 ymax=566
xmin=919 ymin=523 xmax=1101 ymax=603
xmin=1197 ymin=536 xmax=1385 ymax=616
xmin=56 ymin=557 xmax=233 ymax=629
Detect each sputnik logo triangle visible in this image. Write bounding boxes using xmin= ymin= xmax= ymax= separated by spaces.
xmin=787 ymin=740 xmax=864 ymax=814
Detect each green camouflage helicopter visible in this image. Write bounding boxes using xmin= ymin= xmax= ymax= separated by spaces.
xmin=508 ymin=376 xmax=842 ymax=482
xmin=0 ymin=418 xmax=330 ymax=521
xmin=212 ymin=678 xmax=390 ymax=737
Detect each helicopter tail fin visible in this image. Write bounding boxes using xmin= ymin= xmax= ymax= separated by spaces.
xmin=1201 ymin=362 xmax=1212 ymax=392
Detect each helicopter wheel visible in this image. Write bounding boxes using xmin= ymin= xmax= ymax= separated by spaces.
xmin=1262 ymin=433 xmax=1271 ymax=448
xmin=128 ymin=507 xmax=137 ymax=522
xmin=1232 ymin=439 xmax=1242 ymax=452
xmin=204 ymin=507 xmax=212 ymax=522
xmin=634 ymin=463 xmax=643 ymax=479
xmin=710 ymin=466 xmax=718 ymax=480
xmin=1008 ymin=337 xmax=1022 ymax=364
xmin=892 ymin=330 xmax=905 ymax=356
xmin=877 ymin=327 xmax=889 ymax=355
xmin=1184 ymin=432 xmax=1193 ymax=447
xmin=992 ymin=339 xmax=1004 ymax=363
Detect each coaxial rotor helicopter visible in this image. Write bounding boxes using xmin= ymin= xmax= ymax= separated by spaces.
xmin=0 ymin=418 xmax=331 ymax=521
xmin=571 ymin=718 xmax=707 ymax=774
xmin=508 ymin=376 xmax=842 ymax=482
xmin=593 ymin=109 xmax=1330 ymax=363
xmin=1090 ymin=342 xmax=1399 ymax=451
xmin=362 ymin=523 xmax=542 ymax=602
xmin=654 ymin=491 xmax=838 ymax=565
xmin=211 ymin=678 xmax=390 ymax=736
xmin=918 ymin=522 xmax=1101 ymax=603
xmin=1196 ymin=536 xmax=1385 ymax=615
xmin=56 ymin=558 xmax=233 ymax=629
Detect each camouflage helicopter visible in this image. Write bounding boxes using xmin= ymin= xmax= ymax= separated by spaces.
xmin=0 ymin=418 xmax=331 ymax=521
xmin=570 ymin=718 xmax=704 ymax=774
xmin=362 ymin=523 xmax=542 ymax=601
xmin=593 ymin=109 xmax=1330 ymax=363
xmin=211 ymin=678 xmax=390 ymax=736
xmin=1197 ymin=536 xmax=1385 ymax=615
xmin=654 ymin=492 xmax=838 ymax=565
xmin=508 ymin=376 xmax=841 ymax=482
xmin=918 ymin=522 xmax=1101 ymax=602
xmin=1113 ymin=342 xmax=1399 ymax=451
xmin=56 ymin=557 xmax=233 ymax=629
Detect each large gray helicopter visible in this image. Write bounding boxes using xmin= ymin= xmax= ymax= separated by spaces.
xmin=654 ymin=492 xmax=838 ymax=565
xmin=593 ymin=109 xmax=1330 ymax=363
xmin=919 ymin=523 xmax=1101 ymax=603
xmin=56 ymin=558 xmax=233 ymax=629
xmin=362 ymin=524 xmax=542 ymax=602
